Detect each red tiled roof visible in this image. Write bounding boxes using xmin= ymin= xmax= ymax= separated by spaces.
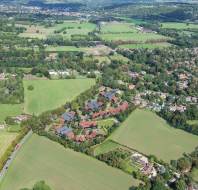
xmin=79 ymin=121 xmax=97 ymax=128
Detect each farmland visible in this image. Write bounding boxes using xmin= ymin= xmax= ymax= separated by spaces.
xmin=0 ymin=130 xmax=18 ymax=158
xmin=161 ymin=22 xmax=198 ymax=30
xmin=23 ymin=79 xmax=95 ymax=115
xmin=18 ymin=21 xmax=96 ymax=39
xmin=119 ymin=42 xmax=171 ymax=49
xmin=0 ymin=134 xmax=140 ymax=190
xmin=0 ymin=104 xmax=22 ymax=124
xmin=110 ymin=109 xmax=198 ymax=162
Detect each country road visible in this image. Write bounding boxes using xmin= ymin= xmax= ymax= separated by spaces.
xmin=0 ymin=130 xmax=33 ymax=183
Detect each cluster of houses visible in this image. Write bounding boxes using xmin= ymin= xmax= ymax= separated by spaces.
xmin=52 ymin=86 xmax=129 ymax=143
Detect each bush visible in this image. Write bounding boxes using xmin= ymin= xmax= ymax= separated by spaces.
xmin=27 ymin=85 xmax=34 ymax=91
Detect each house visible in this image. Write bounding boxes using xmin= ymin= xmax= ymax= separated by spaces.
xmin=85 ymin=100 xmax=102 ymax=111
xmin=61 ymin=111 xmax=75 ymax=122
xmin=128 ymin=72 xmax=139 ymax=79
xmin=0 ymin=73 xmax=6 ymax=80
xmin=128 ymin=84 xmax=135 ymax=90
xmin=66 ymin=131 xmax=75 ymax=140
xmin=75 ymin=135 xmax=86 ymax=142
xmin=131 ymin=153 xmax=149 ymax=166
xmin=100 ymin=89 xmax=118 ymax=101
xmin=12 ymin=114 xmax=30 ymax=123
xmin=56 ymin=126 xmax=73 ymax=136
xmin=79 ymin=121 xmax=97 ymax=129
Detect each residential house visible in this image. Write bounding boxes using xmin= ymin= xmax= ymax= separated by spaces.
xmin=61 ymin=111 xmax=75 ymax=122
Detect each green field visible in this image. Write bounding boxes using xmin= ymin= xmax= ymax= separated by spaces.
xmin=100 ymin=32 xmax=168 ymax=43
xmin=0 ymin=104 xmax=22 ymax=123
xmin=161 ymin=22 xmax=198 ymax=30
xmin=0 ymin=134 xmax=140 ymax=190
xmin=23 ymin=79 xmax=95 ymax=115
xmin=0 ymin=130 xmax=18 ymax=158
xmin=19 ymin=21 xmax=96 ymax=39
xmin=45 ymin=46 xmax=86 ymax=52
xmin=93 ymin=140 xmax=121 ymax=156
xmin=110 ymin=109 xmax=198 ymax=162
xmin=187 ymin=120 xmax=198 ymax=125
xmin=101 ymin=22 xmax=136 ymax=33
xmin=119 ymin=42 xmax=171 ymax=49
xmin=191 ymin=168 xmax=198 ymax=182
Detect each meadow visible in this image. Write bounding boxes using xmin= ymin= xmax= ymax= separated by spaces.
xmin=0 ymin=104 xmax=22 ymax=123
xmin=18 ymin=21 xmax=96 ymax=39
xmin=110 ymin=109 xmax=198 ymax=162
xmin=0 ymin=134 xmax=140 ymax=190
xmin=161 ymin=22 xmax=198 ymax=30
xmin=45 ymin=46 xmax=86 ymax=52
xmin=119 ymin=42 xmax=171 ymax=49
xmin=23 ymin=79 xmax=95 ymax=115
xmin=0 ymin=130 xmax=18 ymax=158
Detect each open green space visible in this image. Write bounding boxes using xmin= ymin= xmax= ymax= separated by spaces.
xmin=18 ymin=21 xmax=96 ymax=39
xmin=191 ymin=168 xmax=198 ymax=182
xmin=97 ymin=118 xmax=116 ymax=128
xmin=100 ymin=32 xmax=168 ymax=43
xmin=100 ymin=22 xmax=136 ymax=33
xmin=187 ymin=120 xmax=198 ymax=125
xmin=0 ymin=104 xmax=22 ymax=123
xmin=0 ymin=134 xmax=139 ymax=190
xmin=0 ymin=130 xmax=18 ymax=158
xmin=24 ymin=79 xmax=95 ymax=115
xmin=161 ymin=22 xmax=198 ymax=30
xmin=119 ymin=42 xmax=171 ymax=49
xmin=110 ymin=109 xmax=198 ymax=162
xmin=93 ymin=140 xmax=121 ymax=156
xmin=45 ymin=46 xmax=86 ymax=52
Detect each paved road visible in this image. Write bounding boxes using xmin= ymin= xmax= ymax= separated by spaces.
xmin=0 ymin=130 xmax=33 ymax=182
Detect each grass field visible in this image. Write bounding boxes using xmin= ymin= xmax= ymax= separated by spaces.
xmin=0 ymin=134 xmax=140 ymax=190
xmin=93 ymin=140 xmax=121 ymax=156
xmin=187 ymin=120 xmax=198 ymax=125
xmin=161 ymin=22 xmax=198 ymax=30
xmin=45 ymin=46 xmax=86 ymax=52
xmin=100 ymin=32 xmax=168 ymax=43
xmin=101 ymin=22 xmax=135 ymax=33
xmin=110 ymin=109 xmax=198 ymax=162
xmin=191 ymin=168 xmax=198 ymax=182
xmin=119 ymin=42 xmax=171 ymax=49
xmin=0 ymin=130 xmax=18 ymax=158
xmin=18 ymin=21 xmax=96 ymax=39
xmin=24 ymin=79 xmax=95 ymax=115
xmin=0 ymin=104 xmax=22 ymax=123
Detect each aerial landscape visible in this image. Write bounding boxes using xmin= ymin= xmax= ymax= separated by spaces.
xmin=0 ymin=0 xmax=197 ymax=190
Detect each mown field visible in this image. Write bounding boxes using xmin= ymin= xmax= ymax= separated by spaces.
xmin=110 ymin=109 xmax=198 ymax=162
xmin=0 ymin=134 xmax=140 ymax=190
xmin=161 ymin=22 xmax=198 ymax=30
xmin=119 ymin=42 xmax=171 ymax=49
xmin=0 ymin=104 xmax=22 ymax=123
xmin=23 ymin=79 xmax=95 ymax=115
xmin=18 ymin=21 xmax=96 ymax=39
xmin=0 ymin=130 xmax=18 ymax=158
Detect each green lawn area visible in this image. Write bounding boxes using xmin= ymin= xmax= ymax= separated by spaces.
xmin=100 ymin=32 xmax=168 ymax=43
xmin=161 ymin=22 xmax=198 ymax=30
xmin=119 ymin=42 xmax=171 ymax=49
xmin=93 ymin=140 xmax=121 ymax=156
xmin=0 ymin=134 xmax=140 ymax=190
xmin=191 ymin=168 xmax=198 ymax=182
xmin=0 ymin=130 xmax=18 ymax=158
xmin=110 ymin=109 xmax=198 ymax=163
xmin=23 ymin=79 xmax=95 ymax=115
xmin=18 ymin=21 xmax=96 ymax=39
xmin=101 ymin=22 xmax=136 ymax=33
xmin=187 ymin=120 xmax=198 ymax=125
xmin=0 ymin=104 xmax=22 ymax=123
xmin=45 ymin=46 xmax=86 ymax=52
xmin=97 ymin=118 xmax=116 ymax=128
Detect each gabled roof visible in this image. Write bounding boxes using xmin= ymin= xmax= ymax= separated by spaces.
xmin=56 ymin=126 xmax=73 ymax=135
xmin=86 ymin=100 xmax=101 ymax=111
xmin=102 ymin=89 xmax=118 ymax=100
xmin=62 ymin=111 xmax=75 ymax=122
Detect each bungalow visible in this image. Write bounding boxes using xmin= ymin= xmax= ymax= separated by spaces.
xmin=12 ymin=114 xmax=30 ymax=124
xmin=85 ymin=100 xmax=102 ymax=111
xmin=56 ymin=126 xmax=73 ymax=136
xmin=61 ymin=111 xmax=75 ymax=122
xmin=79 ymin=121 xmax=97 ymax=129
xmin=100 ymin=89 xmax=118 ymax=101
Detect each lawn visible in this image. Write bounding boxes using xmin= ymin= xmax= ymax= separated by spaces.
xmin=23 ymin=79 xmax=95 ymax=115
xmin=119 ymin=42 xmax=171 ymax=49
xmin=187 ymin=120 xmax=198 ymax=125
xmin=110 ymin=109 xmax=198 ymax=162
xmin=45 ymin=46 xmax=86 ymax=52
xmin=0 ymin=134 xmax=140 ymax=190
xmin=161 ymin=22 xmax=198 ymax=30
xmin=100 ymin=22 xmax=136 ymax=33
xmin=93 ymin=140 xmax=121 ymax=156
xmin=100 ymin=32 xmax=168 ymax=43
xmin=0 ymin=104 xmax=22 ymax=123
xmin=191 ymin=168 xmax=198 ymax=182
xmin=0 ymin=130 xmax=18 ymax=158
xmin=18 ymin=21 xmax=96 ymax=39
